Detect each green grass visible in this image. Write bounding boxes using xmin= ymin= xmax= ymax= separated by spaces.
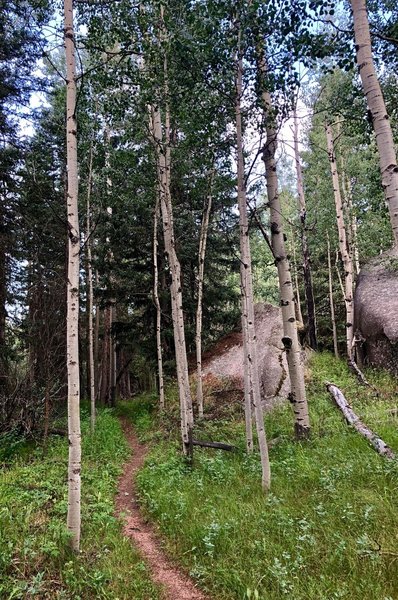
xmin=123 ymin=353 xmax=398 ymax=600
xmin=0 ymin=407 xmax=160 ymax=599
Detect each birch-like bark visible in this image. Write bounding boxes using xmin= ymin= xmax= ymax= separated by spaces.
xmin=351 ymin=0 xmax=398 ymax=248
xmin=196 ymin=171 xmax=213 ymax=419
xmin=85 ymin=141 xmax=96 ymax=432
xmin=327 ymin=234 xmax=339 ymax=358
xmin=94 ymin=269 xmax=100 ymax=396
xmin=325 ymin=123 xmax=354 ymax=360
xmin=290 ymin=228 xmax=304 ymax=327
xmin=236 ymin=49 xmax=270 ymax=490
xmin=293 ymin=110 xmax=317 ymax=349
xmin=153 ymin=196 xmax=165 ymax=410
xmin=341 ymin=167 xmax=360 ymax=275
xmin=64 ymin=0 xmax=81 ymax=552
xmin=151 ymin=104 xmax=193 ymax=449
xmin=326 ymin=382 xmax=395 ymax=459
xmin=259 ymin=63 xmax=310 ymax=439
xmin=160 ymin=8 xmax=193 ymax=439
xmin=241 ymin=275 xmax=253 ymax=454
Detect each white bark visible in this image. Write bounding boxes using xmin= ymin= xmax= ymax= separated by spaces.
xmin=351 ymin=0 xmax=398 ymax=248
xmin=196 ymin=171 xmax=213 ymax=419
xmin=325 ymin=123 xmax=354 ymax=360
xmin=151 ymin=104 xmax=193 ymax=449
xmin=64 ymin=0 xmax=81 ymax=552
xmin=293 ymin=109 xmax=317 ymax=349
xmin=326 ymin=382 xmax=395 ymax=459
xmin=86 ymin=141 xmax=96 ymax=432
xmin=236 ymin=50 xmax=270 ymax=490
xmin=341 ymin=168 xmax=360 ymax=275
xmin=259 ymin=64 xmax=310 ymax=439
xmin=327 ymin=234 xmax=339 ymax=358
xmin=241 ymin=274 xmax=253 ymax=454
xmin=153 ymin=196 xmax=165 ymax=410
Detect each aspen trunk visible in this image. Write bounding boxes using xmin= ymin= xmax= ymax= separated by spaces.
xmin=151 ymin=102 xmax=193 ymax=449
xmin=326 ymin=382 xmax=395 ymax=459
xmin=153 ymin=197 xmax=165 ymax=410
xmin=327 ymin=234 xmax=339 ymax=358
xmin=351 ymin=0 xmax=398 ymax=248
xmin=290 ymin=229 xmax=304 ymax=327
xmin=341 ymin=166 xmax=360 ymax=275
xmin=64 ymin=0 xmax=81 ymax=552
xmin=86 ymin=141 xmax=96 ymax=432
xmin=293 ymin=110 xmax=317 ymax=349
xmin=196 ymin=172 xmax=213 ymax=419
xmin=100 ymin=304 xmax=111 ymax=405
xmin=241 ymin=276 xmax=253 ymax=454
xmin=325 ymin=123 xmax=354 ymax=360
xmin=236 ymin=49 xmax=270 ymax=490
xmin=94 ymin=269 xmax=100 ymax=395
xmin=259 ymin=63 xmax=310 ymax=439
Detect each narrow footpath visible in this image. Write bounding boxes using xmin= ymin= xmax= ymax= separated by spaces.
xmin=115 ymin=418 xmax=209 ymax=600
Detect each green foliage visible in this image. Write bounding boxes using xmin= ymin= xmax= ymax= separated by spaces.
xmin=0 ymin=408 xmax=159 ymax=599
xmin=128 ymin=355 xmax=398 ymax=600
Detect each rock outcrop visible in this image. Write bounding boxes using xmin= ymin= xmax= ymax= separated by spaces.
xmin=202 ymin=303 xmax=290 ymax=408
xmin=354 ymin=253 xmax=398 ymax=375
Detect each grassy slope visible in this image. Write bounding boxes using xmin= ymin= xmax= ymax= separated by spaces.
xmin=0 ymin=408 xmax=160 ymax=600
xmin=124 ymin=353 xmax=398 ymax=600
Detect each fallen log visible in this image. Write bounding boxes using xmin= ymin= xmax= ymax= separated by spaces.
xmin=325 ymin=381 xmax=396 ymax=460
xmin=191 ymin=440 xmax=235 ymax=451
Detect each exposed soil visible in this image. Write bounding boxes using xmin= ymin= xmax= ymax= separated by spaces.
xmin=115 ymin=418 xmax=209 ymax=600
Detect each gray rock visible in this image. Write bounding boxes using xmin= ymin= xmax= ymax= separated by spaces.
xmin=354 ymin=252 xmax=398 ymax=374
xmin=202 ymin=302 xmax=290 ymax=408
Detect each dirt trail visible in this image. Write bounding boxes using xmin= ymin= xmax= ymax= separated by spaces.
xmin=115 ymin=418 xmax=209 ymax=600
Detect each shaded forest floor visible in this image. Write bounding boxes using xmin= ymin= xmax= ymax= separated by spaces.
xmin=1 ymin=352 xmax=398 ymax=599
xmin=120 ymin=353 xmax=398 ymax=600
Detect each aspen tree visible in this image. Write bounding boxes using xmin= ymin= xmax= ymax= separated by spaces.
xmin=350 ymin=0 xmax=398 ymax=248
xmin=293 ymin=109 xmax=317 ymax=349
xmin=236 ymin=39 xmax=270 ymax=489
xmin=85 ymin=140 xmax=95 ymax=431
xmin=258 ymin=57 xmax=310 ymax=440
xmin=151 ymin=104 xmax=193 ymax=448
xmin=327 ymin=234 xmax=339 ymax=358
xmin=64 ymin=0 xmax=81 ymax=552
xmin=196 ymin=170 xmax=214 ymax=419
xmin=325 ymin=123 xmax=354 ymax=360
xmin=153 ymin=196 xmax=165 ymax=410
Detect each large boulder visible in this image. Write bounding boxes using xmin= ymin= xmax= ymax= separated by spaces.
xmin=354 ymin=252 xmax=398 ymax=374
xmin=202 ymin=303 xmax=290 ymax=408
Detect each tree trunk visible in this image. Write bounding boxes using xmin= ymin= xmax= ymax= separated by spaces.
xmin=327 ymin=234 xmax=339 ymax=358
xmin=341 ymin=164 xmax=360 ymax=275
xmin=290 ymin=227 xmax=304 ymax=327
xmin=64 ymin=0 xmax=81 ymax=553
xmin=326 ymin=382 xmax=395 ymax=459
xmin=94 ymin=269 xmax=100 ymax=395
xmin=153 ymin=196 xmax=165 ymax=410
xmin=0 ymin=202 xmax=9 ymax=392
xmin=293 ymin=110 xmax=317 ymax=349
xmin=258 ymin=59 xmax=310 ymax=440
xmin=236 ymin=47 xmax=270 ymax=490
xmin=86 ymin=140 xmax=96 ymax=432
xmin=325 ymin=123 xmax=354 ymax=360
xmin=241 ymin=280 xmax=253 ymax=454
xmin=100 ymin=304 xmax=111 ymax=405
xmin=351 ymin=0 xmax=398 ymax=248
xmin=196 ymin=170 xmax=214 ymax=419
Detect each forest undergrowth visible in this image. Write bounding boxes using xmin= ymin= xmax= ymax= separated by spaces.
xmin=1 ymin=353 xmax=398 ymax=599
xmin=0 ymin=409 xmax=159 ymax=599
xmin=121 ymin=353 xmax=398 ymax=600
